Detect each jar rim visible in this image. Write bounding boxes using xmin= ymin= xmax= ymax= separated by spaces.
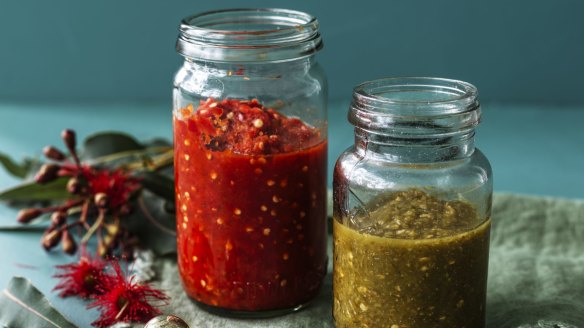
xmin=353 ymin=77 xmax=478 ymax=109
xmin=176 ymin=8 xmax=323 ymax=62
xmin=349 ymin=77 xmax=481 ymax=135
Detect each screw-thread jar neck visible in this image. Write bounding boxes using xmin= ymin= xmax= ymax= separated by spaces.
xmin=349 ymin=77 xmax=481 ymax=163
xmin=176 ymin=8 xmax=322 ymax=63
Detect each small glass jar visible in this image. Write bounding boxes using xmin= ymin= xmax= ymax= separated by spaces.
xmin=172 ymin=9 xmax=328 ymax=317
xmin=333 ymin=77 xmax=492 ymax=327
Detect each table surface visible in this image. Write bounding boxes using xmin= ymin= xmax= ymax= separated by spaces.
xmin=0 ymin=101 xmax=583 ymax=327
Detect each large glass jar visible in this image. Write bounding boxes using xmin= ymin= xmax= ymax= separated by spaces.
xmin=333 ymin=78 xmax=492 ymax=327
xmin=172 ymin=9 xmax=328 ymax=317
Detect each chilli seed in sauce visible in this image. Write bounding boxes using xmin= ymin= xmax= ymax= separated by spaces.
xmin=174 ymin=98 xmax=327 ymax=311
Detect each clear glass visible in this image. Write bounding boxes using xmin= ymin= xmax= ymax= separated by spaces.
xmin=172 ymin=9 xmax=328 ymax=318
xmin=333 ymin=77 xmax=492 ymax=327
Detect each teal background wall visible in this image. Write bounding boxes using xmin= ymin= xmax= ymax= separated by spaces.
xmin=1 ymin=1 xmax=583 ymax=199
xmin=1 ymin=0 xmax=583 ymax=104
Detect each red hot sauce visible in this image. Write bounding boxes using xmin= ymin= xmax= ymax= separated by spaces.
xmin=173 ymin=98 xmax=327 ymax=312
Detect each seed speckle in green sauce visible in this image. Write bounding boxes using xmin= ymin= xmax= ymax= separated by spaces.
xmin=333 ymin=189 xmax=490 ymax=328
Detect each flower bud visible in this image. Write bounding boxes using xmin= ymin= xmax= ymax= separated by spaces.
xmin=42 ymin=227 xmax=62 ymax=251
xmin=61 ymin=230 xmax=77 ymax=255
xmin=103 ymin=233 xmax=115 ymax=248
xmin=66 ymin=177 xmax=86 ymax=195
xmin=94 ymin=193 xmax=109 ymax=209
xmin=43 ymin=146 xmax=66 ymax=161
xmin=104 ymin=223 xmax=120 ymax=237
xmin=17 ymin=208 xmax=43 ymax=224
xmin=51 ymin=211 xmax=67 ymax=226
xmin=61 ymin=129 xmax=76 ymax=150
xmin=97 ymin=240 xmax=109 ymax=258
xmin=34 ymin=164 xmax=61 ymax=184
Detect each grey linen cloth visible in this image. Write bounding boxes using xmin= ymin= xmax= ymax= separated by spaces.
xmin=147 ymin=193 xmax=584 ymax=328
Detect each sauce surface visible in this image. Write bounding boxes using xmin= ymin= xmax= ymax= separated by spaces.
xmin=333 ymin=189 xmax=490 ymax=328
xmin=174 ymin=98 xmax=327 ymax=311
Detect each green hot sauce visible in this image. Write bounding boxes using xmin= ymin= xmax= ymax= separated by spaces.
xmin=333 ymin=189 xmax=490 ymax=328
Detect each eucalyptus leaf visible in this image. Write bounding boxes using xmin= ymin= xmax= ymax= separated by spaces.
xmin=127 ymin=192 xmax=176 ymax=256
xmin=138 ymin=171 xmax=175 ymax=203
xmin=144 ymin=138 xmax=172 ymax=148
xmin=0 ymin=152 xmax=35 ymax=179
xmin=0 ymin=178 xmax=69 ymax=202
xmin=88 ymin=147 xmax=170 ymax=168
xmin=82 ymin=131 xmax=144 ymax=160
xmin=0 ymin=277 xmax=77 ymax=328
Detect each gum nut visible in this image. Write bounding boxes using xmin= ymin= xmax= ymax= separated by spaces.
xmin=144 ymin=315 xmax=190 ymax=328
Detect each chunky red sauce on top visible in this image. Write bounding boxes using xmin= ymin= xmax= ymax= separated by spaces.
xmin=174 ymin=98 xmax=327 ymax=311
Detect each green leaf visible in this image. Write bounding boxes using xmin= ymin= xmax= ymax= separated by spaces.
xmin=127 ymin=192 xmax=176 ymax=255
xmin=138 ymin=171 xmax=175 ymax=203
xmin=0 ymin=277 xmax=78 ymax=328
xmin=82 ymin=131 xmax=144 ymax=160
xmin=0 ymin=178 xmax=69 ymax=202
xmin=0 ymin=152 xmax=35 ymax=179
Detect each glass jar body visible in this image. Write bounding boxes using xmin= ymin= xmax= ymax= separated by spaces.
xmin=332 ymin=78 xmax=492 ymax=328
xmin=173 ymin=56 xmax=328 ymax=317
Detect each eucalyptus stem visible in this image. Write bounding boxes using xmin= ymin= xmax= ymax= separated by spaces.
xmin=127 ymin=149 xmax=174 ymax=172
xmin=81 ymin=209 xmax=105 ymax=244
